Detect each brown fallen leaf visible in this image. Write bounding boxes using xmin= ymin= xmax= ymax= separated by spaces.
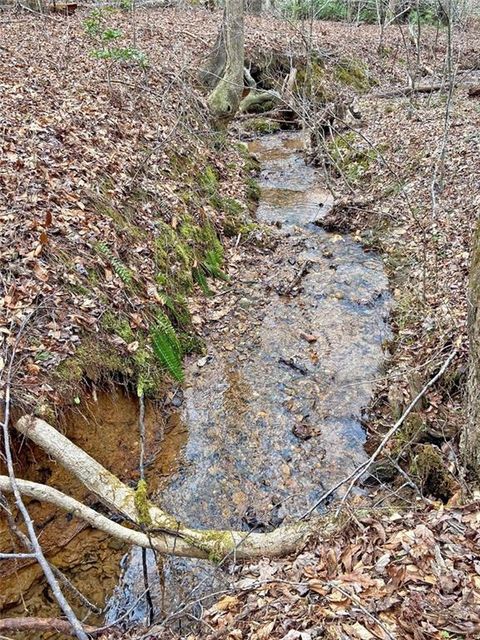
xmin=212 ymin=595 xmax=240 ymax=612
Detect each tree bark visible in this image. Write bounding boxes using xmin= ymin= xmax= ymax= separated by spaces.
xmin=198 ymin=12 xmax=226 ymax=90
xmin=11 ymin=415 xmax=328 ymax=560
xmin=205 ymin=0 xmax=244 ymax=121
xmin=463 ymin=221 xmax=480 ymax=476
xmin=246 ymin=0 xmax=262 ymax=15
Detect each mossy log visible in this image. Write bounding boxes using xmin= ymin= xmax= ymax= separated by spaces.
xmin=6 ymin=416 xmax=329 ymax=560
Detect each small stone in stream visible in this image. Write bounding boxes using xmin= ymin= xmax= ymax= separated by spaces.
xmin=269 ymin=503 xmax=286 ymax=527
xmin=364 ymin=460 xmax=398 ymax=484
xmin=242 ymin=507 xmax=267 ymax=532
xmin=224 ymin=343 xmax=235 ymax=351
xmin=322 ymin=249 xmax=333 ymax=258
xmin=333 ymin=291 xmax=344 ymax=300
xmin=171 ymin=390 xmax=184 ymax=408
xmin=300 ymin=331 xmax=318 ymax=343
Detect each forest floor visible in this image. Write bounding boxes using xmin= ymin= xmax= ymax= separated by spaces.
xmin=1 ymin=5 xmax=480 ymax=640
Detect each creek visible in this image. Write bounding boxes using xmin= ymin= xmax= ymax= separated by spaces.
xmin=0 ymin=132 xmax=391 ymax=635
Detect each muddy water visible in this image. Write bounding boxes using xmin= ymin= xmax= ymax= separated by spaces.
xmin=0 ymin=390 xmax=186 ymax=636
xmin=108 ymin=132 xmax=392 ymax=625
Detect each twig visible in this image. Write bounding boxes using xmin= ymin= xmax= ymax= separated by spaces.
xmin=138 ymin=392 xmax=154 ymax=625
xmin=0 ymin=618 xmax=99 ymax=636
xmin=300 ymin=347 xmax=458 ymax=520
xmin=336 ymin=347 xmax=458 ymax=516
xmin=1 ymin=322 xmax=89 ymax=640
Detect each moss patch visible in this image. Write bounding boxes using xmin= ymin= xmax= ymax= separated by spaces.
xmin=134 ymin=479 xmax=153 ymax=526
xmin=327 ymin=132 xmax=378 ymax=183
xmin=334 ymin=58 xmax=372 ymax=92
xmin=245 ymin=118 xmax=281 ymax=134
xmin=295 ymin=59 xmax=331 ymax=102
xmin=410 ymin=444 xmax=457 ymax=501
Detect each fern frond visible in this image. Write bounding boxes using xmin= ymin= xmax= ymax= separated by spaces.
xmin=150 ymin=312 xmax=184 ymax=382
xmin=193 ymin=267 xmax=212 ymax=296
xmin=111 ymin=256 xmax=132 ymax=284
xmin=202 ymin=249 xmax=229 ymax=281
xmin=96 ymin=242 xmax=132 ymax=284
xmin=158 ymin=293 xmax=191 ymax=328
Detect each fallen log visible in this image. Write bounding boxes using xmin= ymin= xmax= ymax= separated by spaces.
xmin=378 ymin=82 xmax=451 ymax=98
xmin=10 ymin=415 xmax=327 ymax=561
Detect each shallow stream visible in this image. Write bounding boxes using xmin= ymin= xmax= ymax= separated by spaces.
xmin=107 ymin=132 xmax=392 ymax=625
xmin=0 ymin=132 xmax=391 ymax=634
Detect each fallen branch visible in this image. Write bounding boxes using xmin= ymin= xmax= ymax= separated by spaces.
xmin=12 ymin=416 xmax=327 ymax=560
xmin=376 ymin=71 xmax=476 ymax=98
xmin=0 ymin=617 xmax=99 ymax=636
xmin=336 ymin=347 xmax=458 ymax=514
xmin=378 ymin=82 xmax=449 ymax=97
xmin=300 ymin=347 xmax=458 ymax=519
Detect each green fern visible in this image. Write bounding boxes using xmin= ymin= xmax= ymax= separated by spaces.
xmin=150 ymin=311 xmax=184 ymax=382
xmin=158 ymin=293 xmax=191 ymax=328
xmin=96 ymin=242 xmax=132 ymax=285
xmin=202 ymin=249 xmax=229 ymax=281
xmin=111 ymin=256 xmax=132 ymax=284
xmin=193 ymin=267 xmax=212 ymax=296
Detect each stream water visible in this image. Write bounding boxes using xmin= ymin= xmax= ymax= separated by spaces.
xmin=106 ymin=132 xmax=392 ymax=626
xmin=0 ymin=132 xmax=391 ymax=634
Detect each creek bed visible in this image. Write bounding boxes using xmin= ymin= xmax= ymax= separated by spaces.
xmin=0 ymin=132 xmax=391 ymax=633
xmin=107 ymin=132 xmax=392 ymax=625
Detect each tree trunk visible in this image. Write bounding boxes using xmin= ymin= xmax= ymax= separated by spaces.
xmin=205 ymin=0 xmax=245 ymax=121
xmin=463 ymin=221 xmax=480 ymax=477
xmin=198 ymin=12 xmax=226 ymax=90
xmin=246 ymin=0 xmax=262 ymax=15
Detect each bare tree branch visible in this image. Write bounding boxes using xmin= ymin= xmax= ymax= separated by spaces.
xmin=10 ymin=416 xmax=329 ymax=560
xmin=0 ymin=617 xmax=99 ymax=637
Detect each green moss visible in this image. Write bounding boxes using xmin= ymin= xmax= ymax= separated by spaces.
xmin=101 ymin=311 xmax=135 ymax=343
xmin=168 ymin=151 xmax=196 ymax=182
xmin=410 ymin=444 xmax=456 ymax=501
xmin=154 ymin=215 xmax=227 ymax=300
xmin=334 ymin=58 xmax=372 ymax=92
xmin=246 ymin=177 xmax=261 ymax=202
xmin=327 ymin=132 xmax=377 ymax=183
xmin=198 ymin=165 xmax=219 ymax=196
xmin=134 ymin=479 xmax=153 ymax=526
xmin=295 ymin=60 xmax=330 ymax=102
xmin=393 ymin=413 xmax=426 ymax=453
xmin=186 ymin=529 xmax=238 ymax=563
xmin=245 ymin=118 xmax=281 ymax=134
xmin=219 ymin=197 xmax=248 ymax=237
xmin=54 ymin=330 xmax=164 ymax=402
xmin=67 ymin=282 xmax=90 ymax=296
